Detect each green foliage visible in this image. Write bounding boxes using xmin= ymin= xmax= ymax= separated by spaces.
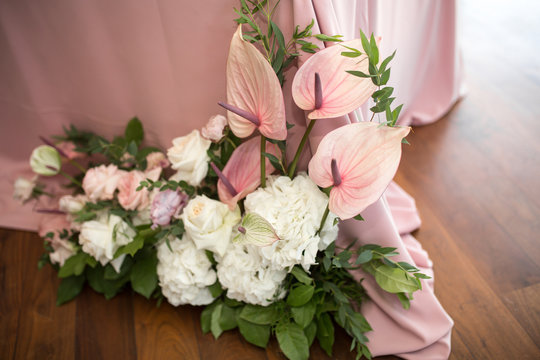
xmin=344 ymin=30 xmax=407 ymax=130
xmin=58 ymin=251 xmax=97 ymax=278
xmin=130 ymin=247 xmax=158 ymax=299
xmin=56 ymin=274 xmax=85 ymax=305
xmin=276 ymin=322 xmax=310 ymax=360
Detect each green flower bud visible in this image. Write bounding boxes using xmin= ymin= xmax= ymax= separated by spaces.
xmin=233 ymin=212 xmax=279 ymax=247
xmin=30 ymin=145 xmax=61 ymax=176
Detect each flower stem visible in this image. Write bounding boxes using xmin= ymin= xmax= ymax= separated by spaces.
xmin=317 ymin=204 xmax=330 ymax=235
xmin=260 ymin=135 xmax=266 ymax=188
xmin=59 ymin=170 xmax=82 ymax=187
xmin=288 ymin=119 xmax=317 ymax=178
xmin=69 ymin=159 xmax=86 ymax=173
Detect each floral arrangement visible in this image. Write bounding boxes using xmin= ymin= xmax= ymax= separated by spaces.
xmin=14 ymin=2 xmax=430 ymax=359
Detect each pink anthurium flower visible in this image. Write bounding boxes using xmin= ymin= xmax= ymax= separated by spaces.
xmin=214 ymin=137 xmax=280 ymax=210
xmin=292 ymin=39 xmax=378 ymax=119
xmin=308 ymin=122 xmax=410 ymax=219
xmin=219 ymin=25 xmax=287 ymax=140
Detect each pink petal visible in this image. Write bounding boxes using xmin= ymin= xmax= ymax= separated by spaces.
xmin=218 ymin=137 xmax=280 ymax=210
xmin=308 ymin=122 xmax=410 ymax=219
xmin=226 ymin=25 xmax=287 ymax=140
xmin=292 ymin=39 xmax=378 ymax=119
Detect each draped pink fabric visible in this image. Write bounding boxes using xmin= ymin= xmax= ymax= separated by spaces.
xmin=291 ymin=1 xmax=454 ymax=358
xmin=0 ymin=0 xmax=456 ymax=358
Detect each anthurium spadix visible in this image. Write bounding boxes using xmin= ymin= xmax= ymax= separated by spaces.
xmin=219 ymin=25 xmax=287 ymax=140
xmin=214 ymin=136 xmax=280 ymax=210
xmin=292 ymin=39 xmax=378 ymax=119
xmin=308 ymin=122 xmax=410 ymax=220
xmin=233 ymin=213 xmax=280 ymax=246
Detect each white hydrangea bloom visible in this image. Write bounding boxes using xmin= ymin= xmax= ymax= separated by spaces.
xmin=157 ymin=235 xmax=216 ymax=306
xmin=216 ymin=241 xmax=287 ymax=306
xmin=79 ymin=213 xmax=135 ymax=271
xmin=244 ymin=173 xmax=338 ymax=271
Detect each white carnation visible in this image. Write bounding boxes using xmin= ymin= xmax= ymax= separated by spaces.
xmin=244 ymin=174 xmax=338 ymax=271
xmin=78 ymin=213 xmax=135 ymax=271
xmin=13 ymin=176 xmax=37 ymax=202
xmin=217 ymin=241 xmax=287 ymax=306
xmin=157 ymin=235 xmax=216 ymax=306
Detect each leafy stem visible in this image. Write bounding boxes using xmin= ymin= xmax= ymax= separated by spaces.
xmin=260 ymin=134 xmax=266 ymax=188
xmin=287 ymin=118 xmax=316 ymax=178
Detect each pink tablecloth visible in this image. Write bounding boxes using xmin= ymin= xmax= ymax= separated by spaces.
xmin=0 ymin=1 xmax=458 ymax=358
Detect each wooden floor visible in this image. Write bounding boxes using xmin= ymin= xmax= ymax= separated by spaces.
xmin=2 ymin=1 xmax=540 ymax=359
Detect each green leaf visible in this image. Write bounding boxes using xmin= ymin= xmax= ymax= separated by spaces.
xmin=276 ymin=322 xmax=309 ymax=360
xmin=219 ymin=303 xmax=237 ymax=331
xmin=291 ymin=300 xmax=316 ymax=328
xmin=380 ymin=68 xmax=391 ymax=85
xmin=104 ymin=256 xmax=133 ymax=280
xmin=211 ymin=303 xmax=224 ymax=338
xmin=402 ymin=138 xmax=410 ymax=145
xmin=239 ymin=304 xmax=277 ymax=325
xmin=291 ymin=266 xmax=313 ymax=285
xmin=414 ymin=272 xmax=432 ymax=279
xmin=208 ymin=280 xmax=224 ymax=298
xmin=201 ymin=302 xmax=216 ymax=333
xmin=58 ymin=252 xmax=95 ymax=278
xmin=346 ymin=70 xmax=374 ymax=78
xmin=398 ymin=262 xmax=420 ymax=272
xmin=262 ymin=152 xmax=283 ymax=173
xmin=379 ymin=50 xmax=396 ymax=74
xmin=359 ymin=30 xmax=371 ymax=58
xmin=322 ymin=257 xmax=331 ymax=272
xmin=314 ymin=34 xmax=343 ymax=42
xmin=341 ymin=51 xmax=362 ymax=58
xmin=237 ymin=318 xmax=270 ymax=348
xmin=130 ymin=250 xmax=158 ymax=299
xmin=304 ymin=320 xmax=317 ymax=346
xmin=369 ymin=33 xmax=379 ymax=65
xmin=355 ymin=250 xmax=373 ymax=264
xmin=270 ymin=21 xmax=285 ymax=49
xmin=56 ymin=274 xmax=85 ymax=305
xmin=287 ymin=284 xmax=315 ymax=307
xmin=372 ymin=264 xmax=421 ymax=294
xmin=224 ymin=297 xmax=243 ymax=308
xmin=125 ymin=117 xmax=144 ymax=145
xmin=316 ymin=313 xmax=335 ymax=356
xmin=397 ymin=292 xmax=411 ymax=309
xmin=85 ymin=264 xmax=129 ymax=299
xmin=114 ymin=233 xmax=144 ymax=258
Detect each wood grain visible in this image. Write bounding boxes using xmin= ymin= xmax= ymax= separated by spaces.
xmin=1 ymin=0 xmax=540 ymax=359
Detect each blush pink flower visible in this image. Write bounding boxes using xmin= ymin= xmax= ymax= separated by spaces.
xmin=117 ymin=168 xmax=161 ymax=211
xmin=150 ymin=190 xmax=189 ymax=229
xmin=292 ymin=39 xmax=378 ymax=120
xmin=308 ymin=122 xmax=410 ymax=219
xmin=215 ymin=137 xmax=280 ymax=210
xmin=201 ymin=114 xmax=228 ymax=142
xmin=220 ymin=25 xmax=286 ymax=140
xmin=82 ymin=164 xmax=126 ymax=202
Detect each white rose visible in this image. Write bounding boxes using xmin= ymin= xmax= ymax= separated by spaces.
xmin=244 ymin=174 xmax=338 ymax=271
xmin=217 ymin=241 xmax=286 ymax=306
xmin=79 ymin=213 xmax=135 ymax=272
xmin=157 ymin=235 xmax=217 ymax=306
xmin=49 ymin=239 xmax=76 ymax=266
xmin=13 ymin=176 xmax=37 ymax=202
xmin=182 ymin=195 xmax=241 ymax=257
xmin=167 ymin=130 xmax=211 ymax=186
xmin=59 ymin=194 xmax=88 ymax=213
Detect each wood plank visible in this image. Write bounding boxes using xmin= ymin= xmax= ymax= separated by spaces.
xmin=75 ymin=288 xmax=137 ymax=359
xmin=133 ymin=298 xmax=201 ymax=359
xmin=501 ymin=283 xmax=540 ymax=348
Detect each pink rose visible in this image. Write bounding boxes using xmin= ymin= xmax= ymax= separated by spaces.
xmin=201 ymin=115 xmax=228 ymax=142
xmin=150 ymin=190 xmax=189 ymax=229
xmin=146 ymin=152 xmax=170 ymax=170
xmin=82 ymin=164 xmax=125 ymax=201
xmin=117 ymin=168 xmax=161 ymax=211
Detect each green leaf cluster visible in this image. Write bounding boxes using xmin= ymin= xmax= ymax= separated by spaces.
xmin=58 ymin=118 xmax=163 ymax=170
xmin=344 ymin=30 xmax=406 ymax=129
